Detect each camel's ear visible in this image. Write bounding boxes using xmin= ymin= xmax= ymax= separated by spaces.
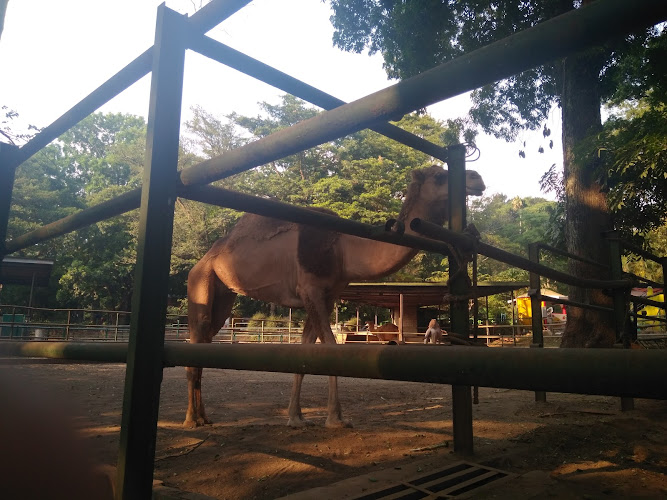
xmin=411 ymin=169 xmax=426 ymax=184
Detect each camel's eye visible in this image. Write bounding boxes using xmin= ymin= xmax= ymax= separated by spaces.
xmin=434 ymin=173 xmax=448 ymax=185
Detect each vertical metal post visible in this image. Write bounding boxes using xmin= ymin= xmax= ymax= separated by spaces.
xmin=606 ymin=231 xmax=634 ymax=411
xmin=399 ymin=293 xmax=404 ymax=343
xmin=66 ymin=310 xmax=71 ymax=340
xmin=510 ymin=290 xmax=521 ymax=334
xmin=607 ymin=231 xmax=628 ymax=345
xmin=0 ymin=144 xmax=19 ymax=276
xmin=447 ymin=144 xmax=473 ymax=455
xmin=661 ymin=258 xmax=667 ymax=323
xmin=115 ymin=6 xmax=187 ymax=499
xmin=10 ymin=306 xmax=16 ymax=339
xmin=528 ymin=243 xmax=546 ymax=402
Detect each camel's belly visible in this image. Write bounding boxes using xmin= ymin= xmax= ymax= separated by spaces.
xmin=214 ymin=250 xmax=303 ymax=308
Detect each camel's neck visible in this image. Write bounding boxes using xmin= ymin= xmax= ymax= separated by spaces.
xmin=342 ymin=191 xmax=447 ymax=281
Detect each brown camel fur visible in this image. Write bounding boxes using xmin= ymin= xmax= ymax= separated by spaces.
xmin=185 ymin=165 xmax=485 ymax=428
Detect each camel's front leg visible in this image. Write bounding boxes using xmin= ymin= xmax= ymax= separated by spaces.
xmin=287 ymin=373 xmax=314 ymax=427
xmin=184 ymin=367 xmax=211 ymax=428
xmin=305 ymin=291 xmax=352 ymax=428
xmin=325 ymin=375 xmax=349 ymax=428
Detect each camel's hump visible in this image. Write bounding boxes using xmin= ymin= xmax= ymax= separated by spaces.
xmin=225 ymin=213 xmax=296 ymax=245
xmin=225 ymin=207 xmax=340 ymax=246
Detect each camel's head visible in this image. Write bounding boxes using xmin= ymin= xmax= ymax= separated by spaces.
xmin=464 ymin=170 xmax=486 ymax=196
xmin=409 ymin=165 xmax=486 ymax=199
xmin=401 ymin=165 xmax=486 ymax=224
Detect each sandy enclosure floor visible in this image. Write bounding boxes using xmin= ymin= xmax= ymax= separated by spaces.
xmin=1 ymin=360 xmax=666 ymax=499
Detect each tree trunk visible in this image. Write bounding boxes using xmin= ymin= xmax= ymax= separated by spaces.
xmin=559 ymin=49 xmax=615 ymax=348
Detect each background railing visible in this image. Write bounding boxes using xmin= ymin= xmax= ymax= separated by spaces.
xmin=1 ymin=1 xmax=666 ymax=497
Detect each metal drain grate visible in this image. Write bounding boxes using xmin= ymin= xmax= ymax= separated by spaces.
xmin=352 ymin=461 xmax=515 ymax=499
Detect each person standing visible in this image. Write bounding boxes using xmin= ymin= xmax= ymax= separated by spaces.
xmin=424 ymin=319 xmax=444 ymax=344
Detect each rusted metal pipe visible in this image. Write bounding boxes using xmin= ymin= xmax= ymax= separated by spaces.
xmin=1 ymin=341 xmax=665 ymax=400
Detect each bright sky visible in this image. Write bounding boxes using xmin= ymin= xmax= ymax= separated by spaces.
xmin=1 ymin=0 xmax=562 ymax=200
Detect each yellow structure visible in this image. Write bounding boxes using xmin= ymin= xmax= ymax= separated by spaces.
xmin=516 ymin=289 xmax=567 ymax=326
xmin=636 ymin=286 xmax=665 ymax=331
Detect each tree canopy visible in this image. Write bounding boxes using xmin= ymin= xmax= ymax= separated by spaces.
xmin=3 ymin=99 xmax=560 ymax=323
xmin=328 ymin=0 xmax=666 ymax=347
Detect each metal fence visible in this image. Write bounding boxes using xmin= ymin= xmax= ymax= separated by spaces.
xmin=1 ymin=1 xmax=666 ymax=498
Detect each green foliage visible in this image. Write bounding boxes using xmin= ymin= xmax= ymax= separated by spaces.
xmin=3 ymin=98 xmax=571 ymax=323
xmin=328 ymin=1 xmax=666 ymax=258
xmin=596 ymin=103 xmax=666 ymax=236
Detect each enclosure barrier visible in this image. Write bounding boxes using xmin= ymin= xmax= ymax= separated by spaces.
xmin=410 ymin=219 xmax=631 ymax=290
xmin=1 ymin=341 xmax=665 ymax=400
xmin=2 ymin=0 xmax=667 ymax=498
xmin=5 ymin=0 xmax=667 ymax=254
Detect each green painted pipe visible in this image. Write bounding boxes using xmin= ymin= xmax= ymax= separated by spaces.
xmin=1 ymin=341 xmax=665 ymax=400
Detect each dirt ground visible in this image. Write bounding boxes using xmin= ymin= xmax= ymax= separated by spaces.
xmin=1 ymin=359 xmax=666 ymax=499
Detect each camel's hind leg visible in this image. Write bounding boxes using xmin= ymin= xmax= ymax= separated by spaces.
xmin=287 ymin=315 xmax=316 ymax=427
xmin=184 ymin=262 xmax=235 ymax=429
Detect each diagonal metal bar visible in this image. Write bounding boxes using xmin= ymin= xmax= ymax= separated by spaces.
xmin=4 ymin=189 xmax=141 ymax=254
xmin=188 ymin=33 xmax=451 ymax=162
xmin=179 ymin=0 xmax=667 ymax=188
xmin=9 ymin=0 xmax=252 ymax=169
xmin=7 ymin=0 xmax=666 ymax=254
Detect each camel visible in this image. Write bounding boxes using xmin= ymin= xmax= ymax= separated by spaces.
xmin=365 ymin=321 xmax=400 ymax=342
xmin=184 ymin=165 xmax=485 ymax=429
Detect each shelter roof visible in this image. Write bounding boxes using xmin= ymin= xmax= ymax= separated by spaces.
xmin=516 ymin=288 xmax=567 ymax=300
xmin=339 ymin=281 xmax=528 ymax=308
xmin=0 ymin=257 xmax=54 ymax=286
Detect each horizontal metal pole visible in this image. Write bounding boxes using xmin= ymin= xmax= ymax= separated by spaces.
xmin=630 ymin=313 xmax=667 ymax=324
xmin=188 ymin=33 xmax=450 ymax=162
xmin=631 ymin=295 xmax=666 ymax=309
xmin=6 ymin=179 xmax=455 ymax=257
xmin=542 ymin=296 xmax=614 ymax=314
xmin=179 ymin=0 xmax=667 ymax=187
xmin=4 ymin=189 xmax=141 ymax=254
xmin=411 ymin=218 xmax=633 ymax=290
xmin=1 ymin=341 xmax=665 ymax=400
xmin=0 ymin=341 xmax=127 ymax=363
xmin=619 ymin=239 xmax=665 ymax=265
xmin=179 ymin=184 xmax=454 ymax=254
xmin=628 ymin=273 xmax=664 ymax=289
xmin=536 ymin=242 xmax=608 ymax=270
xmin=9 ymin=0 xmax=252 ymax=170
